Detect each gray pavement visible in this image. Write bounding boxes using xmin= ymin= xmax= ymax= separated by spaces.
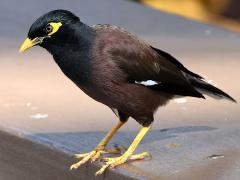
xmin=28 ymin=126 xmax=240 ymax=179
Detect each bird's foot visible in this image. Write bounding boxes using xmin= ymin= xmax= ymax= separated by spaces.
xmin=95 ymin=151 xmax=151 ymax=175
xmin=70 ymin=146 xmax=126 ymax=170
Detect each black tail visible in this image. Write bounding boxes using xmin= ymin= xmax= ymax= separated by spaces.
xmin=150 ymin=46 xmax=236 ymax=102
xmin=189 ymin=78 xmax=236 ymax=103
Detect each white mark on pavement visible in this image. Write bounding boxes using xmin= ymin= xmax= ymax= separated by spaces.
xmin=174 ymin=98 xmax=187 ymax=104
xmin=30 ymin=113 xmax=48 ymax=119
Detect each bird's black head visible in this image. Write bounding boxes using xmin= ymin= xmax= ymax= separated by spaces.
xmin=19 ymin=10 xmax=81 ymax=52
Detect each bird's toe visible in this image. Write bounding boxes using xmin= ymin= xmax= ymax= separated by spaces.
xmin=95 ymin=155 xmax=128 ymax=175
xmin=70 ymin=150 xmax=98 ymax=170
xmin=70 ymin=147 xmax=124 ymax=171
xmin=96 ymin=151 xmax=151 ymax=175
xmin=129 ymin=152 xmax=151 ymax=160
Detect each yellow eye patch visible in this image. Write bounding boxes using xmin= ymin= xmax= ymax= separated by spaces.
xmin=48 ymin=22 xmax=62 ymax=36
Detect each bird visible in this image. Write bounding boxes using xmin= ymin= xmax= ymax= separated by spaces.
xmin=19 ymin=9 xmax=236 ymax=175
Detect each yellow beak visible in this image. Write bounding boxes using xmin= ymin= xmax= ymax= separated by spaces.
xmin=19 ymin=37 xmax=44 ymax=53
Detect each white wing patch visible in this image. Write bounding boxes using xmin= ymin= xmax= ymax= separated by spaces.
xmin=135 ymin=80 xmax=159 ymax=86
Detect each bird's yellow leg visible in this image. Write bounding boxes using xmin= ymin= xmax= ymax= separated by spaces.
xmin=70 ymin=121 xmax=125 ymax=170
xmin=95 ymin=126 xmax=151 ymax=176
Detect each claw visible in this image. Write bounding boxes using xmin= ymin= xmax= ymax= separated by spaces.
xmin=96 ymin=151 xmax=150 ymax=175
xmin=95 ymin=163 xmax=110 ymax=176
xmin=70 ymin=146 xmax=127 ymax=171
xmin=70 ymin=151 xmax=96 ymax=170
xmin=95 ymin=155 xmax=127 ymax=175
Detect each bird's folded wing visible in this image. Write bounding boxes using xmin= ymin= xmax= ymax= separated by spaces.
xmin=105 ymin=30 xmax=189 ymax=86
xmin=94 ymin=25 xmax=203 ymax=97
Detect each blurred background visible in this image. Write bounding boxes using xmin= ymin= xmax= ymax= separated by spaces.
xmin=0 ymin=0 xmax=240 ymax=179
xmin=133 ymin=0 xmax=240 ymax=32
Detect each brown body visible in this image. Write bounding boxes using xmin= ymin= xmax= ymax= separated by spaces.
xmin=83 ymin=25 xmax=175 ymax=125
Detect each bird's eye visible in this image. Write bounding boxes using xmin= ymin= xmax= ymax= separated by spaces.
xmin=45 ymin=24 xmax=53 ymax=34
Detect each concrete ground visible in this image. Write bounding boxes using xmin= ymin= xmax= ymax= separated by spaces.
xmin=0 ymin=130 xmax=133 ymax=180
xmin=0 ymin=0 xmax=240 ymax=179
xmin=26 ymin=126 xmax=240 ymax=180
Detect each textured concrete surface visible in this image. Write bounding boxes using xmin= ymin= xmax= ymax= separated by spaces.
xmin=0 ymin=0 xmax=240 ymax=179
xmin=27 ymin=126 xmax=240 ymax=180
xmin=0 ymin=130 xmax=135 ymax=180
xmin=1 ymin=126 xmax=240 ymax=180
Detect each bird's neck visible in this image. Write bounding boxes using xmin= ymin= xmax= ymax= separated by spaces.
xmin=43 ymin=22 xmax=96 ymax=85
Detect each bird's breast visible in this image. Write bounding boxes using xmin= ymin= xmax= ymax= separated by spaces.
xmin=53 ymin=51 xmax=92 ymax=86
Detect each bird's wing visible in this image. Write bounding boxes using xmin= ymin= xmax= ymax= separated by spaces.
xmin=93 ymin=25 xmax=204 ymax=98
xmin=150 ymin=46 xmax=204 ymax=79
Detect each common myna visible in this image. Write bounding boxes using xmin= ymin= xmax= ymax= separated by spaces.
xmin=19 ymin=10 xmax=236 ymax=175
